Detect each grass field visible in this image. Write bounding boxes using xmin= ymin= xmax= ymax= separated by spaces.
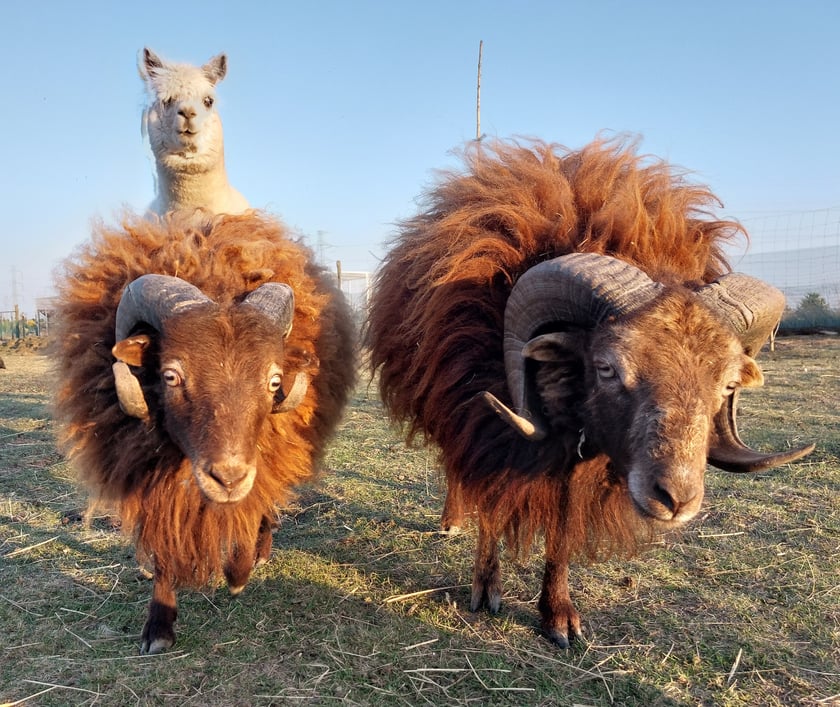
xmin=0 ymin=337 xmax=837 ymax=706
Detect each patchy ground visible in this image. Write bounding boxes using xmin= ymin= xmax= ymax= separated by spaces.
xmin=1 ymin=338 xmax=838 ymax=706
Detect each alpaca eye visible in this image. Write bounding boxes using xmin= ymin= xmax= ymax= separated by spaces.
xmin=723 ymin=381 xmax=739 ymax=396
xmin=162 ymin=369 xmax=182 ymax=387
xmin=162 ymin=98 xmax=173 ymax=109
xmin=203 ymin=96 xmax=214 ymax=108
xmin=268 ymin=373 xmax=283 ymax=393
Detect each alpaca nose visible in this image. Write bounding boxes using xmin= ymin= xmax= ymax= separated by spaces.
xmin=178 ymin=105 xmax=197 ymax=120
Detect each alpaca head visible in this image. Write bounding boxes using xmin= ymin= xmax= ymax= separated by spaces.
xmin=139 ymin=48 xmax=228 ymax=175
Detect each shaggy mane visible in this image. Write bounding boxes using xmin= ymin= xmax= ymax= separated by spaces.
xmin=54 ymin=211 xmax=356 ymax=586
xmin=366 ymin=136 xmax=743 ymax=558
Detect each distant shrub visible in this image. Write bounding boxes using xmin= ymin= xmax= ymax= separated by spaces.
xmin=781 ymin=292 xmax=840 ymax=331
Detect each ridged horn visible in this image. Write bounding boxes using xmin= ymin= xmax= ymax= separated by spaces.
xmin=708 ymin=389 xmax=815 ymax=472
xmin=112 ymin=361 xmax=150 ymax=420
xmin=115 ymin=274 xmax=212 ymax=341
xmin=698 ymin=273 xmax=815 ymax=471
xmin=241 ymin=283 xmax=295 ymax=337
xmin=697 ymin=273 xmax=785 ymax=356
xmin=483 ymin=253 xmax=664 ymax=440
xmin=273 ymin=372 xmax=310 ymax=413
xmin=112 ymin=275 xmax=212 ymax=420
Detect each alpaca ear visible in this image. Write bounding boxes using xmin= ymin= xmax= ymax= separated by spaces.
xmin=140 ymin=47 xmax=164 ymax=81
xmin=203 ymin=53 xmax=228 ymax=84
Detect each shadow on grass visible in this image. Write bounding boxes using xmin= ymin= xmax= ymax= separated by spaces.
xmin=0 ymin=455 xmax=681 ymax=705
xmin=3 ymin=452 xmax=834 ymax=705
xmin=0 ymin=392 xmax=50 ymax=419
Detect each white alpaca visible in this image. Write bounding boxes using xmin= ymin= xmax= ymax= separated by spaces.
xmin=139 ymin=47 xmax=250 ymax=216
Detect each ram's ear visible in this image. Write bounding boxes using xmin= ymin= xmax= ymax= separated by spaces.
xmin=112 ymin=335 xmax=152 ymax=367
xmin=739 ymin=355 xmax=764 ymax=389
xmin=523 ymin=331 xmax=586 ymax=434
xmin=522 ymin=332 xmax=581 ymax=361
xmin=111 ymin=335 xmax=153 ymax=420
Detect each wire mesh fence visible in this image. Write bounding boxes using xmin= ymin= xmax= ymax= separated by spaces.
xmin=332 ymin=207 xmax=840 ymax=332
xmin=7 ymin=209 xmax=839 ymax=342
xmin=729 ymin=207 xmax=840 ymax=330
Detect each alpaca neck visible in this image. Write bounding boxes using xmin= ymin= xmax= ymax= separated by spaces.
xmin=156 ymin=157 xmax=234 ymax=211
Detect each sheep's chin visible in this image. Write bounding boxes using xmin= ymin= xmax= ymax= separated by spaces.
xmin=629 ymin=498 xmax=697 ymax=528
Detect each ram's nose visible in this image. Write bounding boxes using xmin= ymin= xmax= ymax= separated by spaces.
xmin=629 ymin=464 xmax=705 ymax=525
xmin=648 ymin=474 xmax=704 ymax=522
xmin=208 ymin=463 xmax=248 ymax=490
xmin=196 ymin=456 xmax=256 ymax=504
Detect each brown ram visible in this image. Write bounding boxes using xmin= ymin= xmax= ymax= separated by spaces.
xmin=365 ymin=137 xmax=814 ymax=647
xmin=53 ymin=211 xmax=355 ymax=653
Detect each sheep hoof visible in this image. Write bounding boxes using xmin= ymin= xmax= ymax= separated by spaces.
xmin=141 ymin=635 xmax=174 ymax=655
xmin=544 ymin=627 xmax=571 ymax=649
xmin=439 ymin=525 xmax=461 ymax=536
xmin=542 ymin=620 xmax=583 ymax=649
xmin=140 ymin=609 xmax=176 ymax=655
xmin=469 ymin=585 xmax=502 ymax=614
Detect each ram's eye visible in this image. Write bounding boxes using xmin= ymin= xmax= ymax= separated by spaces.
xmin=595 ymin=361 xmax=616 ymax=379
xmin=162 ymin=368 xmax=182 ymax=387
xmin=203 ymin=95 xmax=214 ymax=108
xmin=268 ymin=373 xmax=283 ymax=393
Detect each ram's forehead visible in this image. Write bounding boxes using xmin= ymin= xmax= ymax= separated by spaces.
xmin=163 ymin=307 xmax=287 ymax=352
xmin=147 ymin=63 xmax=216 ymax=102
xmin=603 ymin=295 xmax=746 ymax=364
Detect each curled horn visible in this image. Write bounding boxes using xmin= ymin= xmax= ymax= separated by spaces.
xmin=241 ymin=283 xmax=295 ymax=337
xmin=274 ymin=372 xmax=310 ymax=413
xmin=112 ymin=360 xmax=150 ymax=420
xmin=699 ymin=274 xmax=815 ymax=471
xmin=482 ymin=253 xmax=664 ymax=440
xmin=115 ymin=274 xmax=212 ymax=341
xmin=112 ymin=275 xmax=213 ymax=420
xmin=242 ymin=283 xmax=309 ymax=413
xmin=697 ymin=273 xmax=785 ymax=356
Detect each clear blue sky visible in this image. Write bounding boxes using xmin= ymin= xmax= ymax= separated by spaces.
xmin=2 ymin=0 xmax=839 ymax=316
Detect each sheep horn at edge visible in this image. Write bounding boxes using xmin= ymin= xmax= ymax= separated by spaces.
xmin=707 ymin=388 xmax=815 ymax=472
xmin=274 ymin=372 xmax=310 ymax=413
xmin=698 ymin=273 xmax=815 ymax=472
xmin=483 ymin=253 xmax=664 ymax=440
xmin=697 ymin=273 xmax=785 ymax=357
